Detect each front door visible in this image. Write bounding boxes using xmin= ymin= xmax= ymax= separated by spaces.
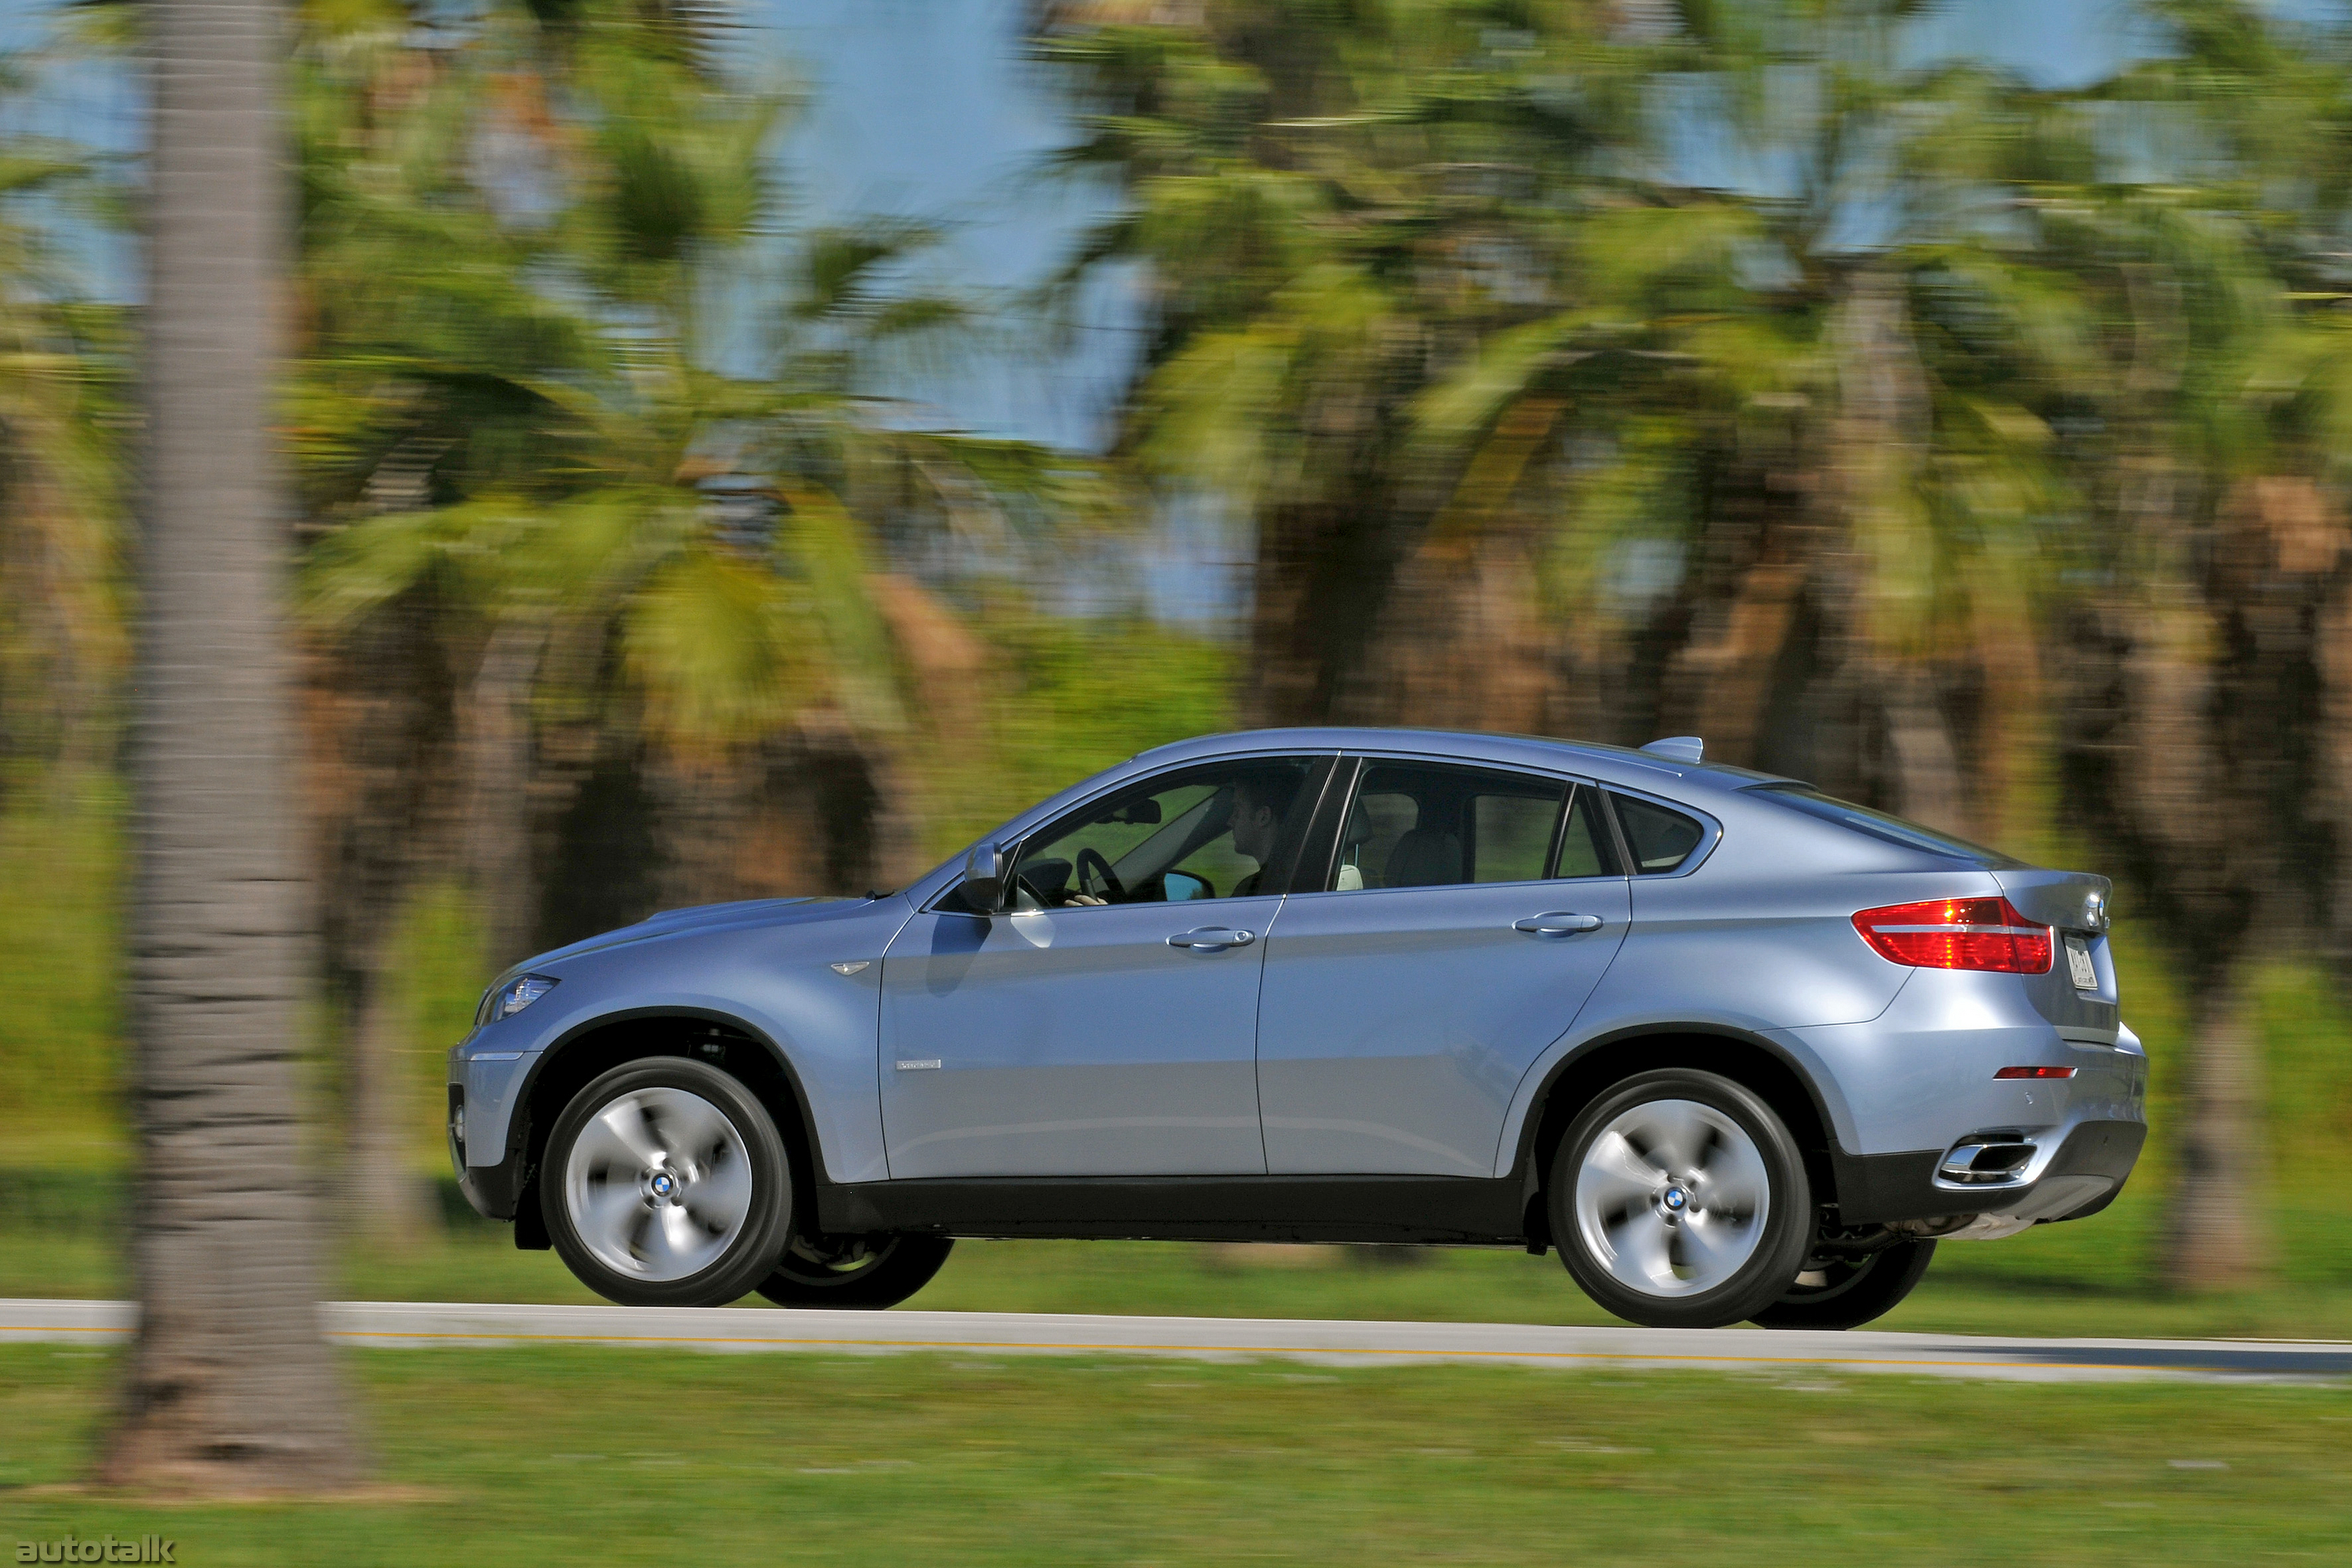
xmin=878 ymin=755 xmax=1330 ymax=1178
xmin=1255 ymin=760 xmax=1632 ymax=1176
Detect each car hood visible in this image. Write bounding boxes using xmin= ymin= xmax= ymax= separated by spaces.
xmin=504 ymin=895 xmax=876 ymax=977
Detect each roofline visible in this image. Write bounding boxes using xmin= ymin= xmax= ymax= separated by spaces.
xmin=1128 ymin=726 xmax=1801 ymax=793
xmin=899 ymin=726 xmax=1810 ymax=907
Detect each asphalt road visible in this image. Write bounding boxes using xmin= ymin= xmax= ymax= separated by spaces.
xmin=6 ymin=1298 xmax=2347 ymax=1383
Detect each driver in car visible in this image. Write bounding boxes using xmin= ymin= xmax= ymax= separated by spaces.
xmin=1224 ymin=775 xmax=1284 ymax=898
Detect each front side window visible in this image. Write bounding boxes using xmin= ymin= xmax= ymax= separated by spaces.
xmin=1327 ymin=764 xmax=1618 ymax=891
xmin=1000 ymin=757 xmax=1323 ymax=908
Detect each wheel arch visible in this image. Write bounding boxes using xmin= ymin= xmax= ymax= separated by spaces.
xmin=1510 ymin=1025 xmax=1841 ymax=1247
xmin=507 ymin=1006 xmax=826 ymax=1246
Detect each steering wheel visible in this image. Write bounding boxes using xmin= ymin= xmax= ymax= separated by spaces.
xmin=1074 ymin=846 xmax=1127 ymax=903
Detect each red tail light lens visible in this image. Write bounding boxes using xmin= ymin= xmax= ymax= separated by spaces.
xmin=1994 ymin=1065 xmax=2075 ymax=1080
xmin=1851 ymin=897 xmax=2053 ymax=975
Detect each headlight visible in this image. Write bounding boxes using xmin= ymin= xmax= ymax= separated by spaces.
xmin=480 ymin=973 xmax=559 ymax=1025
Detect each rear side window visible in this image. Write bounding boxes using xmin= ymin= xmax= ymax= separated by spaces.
xmin=1611 ymin=793 xmax=1706 ymax=873
xmin=1328 ymin=764 xmax=1619 ymax=891
xmin=1554 ymin=789 xmax=1616 ymax=878
xmin=1747 ymin=785 xmax=2023 ymax=867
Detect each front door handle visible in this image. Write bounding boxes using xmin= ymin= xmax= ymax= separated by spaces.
xmin=1168 ymin=927 xmax=1256 ymax=950
xmin=1514 ymin=912 xmax=1603 ymax=936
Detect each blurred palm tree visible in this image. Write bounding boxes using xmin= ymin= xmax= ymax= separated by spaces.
xmin=0 ymin=53 xmax=123 ymax=786
xmin=1039 ymin=0 xmax=2352 ymax=1288
xmin=2035 ymin=2 xmax=2352 ymax=1287
xmin=101 ymin=0 xmax=362 ymax=1493
xmin=1036 ymin=0 xmax=2078 ymax=832
xmin=287 ymin=0 xmax=1096 ymax=1236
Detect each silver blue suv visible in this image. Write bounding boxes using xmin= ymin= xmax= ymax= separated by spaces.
xmin=449 ymin=729 xmax=2146 ymax=1330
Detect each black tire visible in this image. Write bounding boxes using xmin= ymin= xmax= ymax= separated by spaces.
xmin=1549 ymin=1069 xmax=1813 ymax=1329
xmin=755 ymin=1233 xmax=954 ymax=1309
xmin=541 ymin=1056 xmax=793 ymax=1308
xmin=1749 ymin=1240 xmax=1936 ymax=1330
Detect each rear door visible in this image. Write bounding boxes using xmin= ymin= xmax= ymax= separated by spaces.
xmin=1254 ymin=758 xmax=1631 ymax=1176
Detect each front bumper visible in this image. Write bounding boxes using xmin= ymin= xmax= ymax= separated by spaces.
xmin=1831 ymin=1116 xmax=2147 ymax=1226
xmin=448 ymin=1040 xmax=539 ymax=1225
xmin=454 ymin=1139 xmax=529 ymax=1222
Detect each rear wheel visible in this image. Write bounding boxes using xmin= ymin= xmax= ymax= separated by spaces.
xmin=541 ymin=1057 xmax=793 ymax=1308
xmin=1550 ymin=1069 xmax=1812 ymax=1329
xmin=755 ymin=1233 xmax=954 ymax=1309
xmin=1750 ymin=1239 xmax=1936 ymax=1330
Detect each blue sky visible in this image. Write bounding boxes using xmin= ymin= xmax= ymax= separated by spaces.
xmin=770 ymin=0 xmax=1138 ymax=451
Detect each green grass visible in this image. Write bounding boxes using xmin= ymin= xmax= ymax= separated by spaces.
xmin=2 ymin=1345 xmax=2347 ymax=1565
xmin=0 ymin=771 xmax=123 ymax=1167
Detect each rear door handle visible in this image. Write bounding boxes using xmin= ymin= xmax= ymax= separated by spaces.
xmin=1168 ymin=927 xmax=1256 ymax=950
xmin=1514 ymin=913 xmax=1603 ymax=935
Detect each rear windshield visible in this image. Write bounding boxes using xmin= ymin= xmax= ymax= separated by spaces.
xmin=1746 ymin=786 xmax=2027 ymax=867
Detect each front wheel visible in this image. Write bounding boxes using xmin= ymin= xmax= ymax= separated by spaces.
xmin=1749 ymin=1239 xmax=1936 ymax=1330
xmin=755 ymin=1233 xmax=954 ymax=1309
xmin=1550 ymin=1069 xmax=1813 ymax=1329
xmin=541 ymin=1057 xmax=793 ymax=1308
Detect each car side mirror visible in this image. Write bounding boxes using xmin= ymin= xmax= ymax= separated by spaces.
xmin=963 ymin=840 xmax=1010 ymax=913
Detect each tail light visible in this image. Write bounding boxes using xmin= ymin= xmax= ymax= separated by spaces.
xmin=1851 ymin=896 xmax=2052 ymax=974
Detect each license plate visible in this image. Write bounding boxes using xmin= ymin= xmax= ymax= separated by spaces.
xmin=2064 ymin=935 xmax=2098 ymax=991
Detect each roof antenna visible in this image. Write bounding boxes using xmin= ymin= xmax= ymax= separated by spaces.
xmin=1640 ymin=735 xmax=1704 ymax=764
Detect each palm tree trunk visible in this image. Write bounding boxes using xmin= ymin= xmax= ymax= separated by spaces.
xmin=1881 ymin=665 xmax=1967 ymax=836
xmin=346 ymin=927 xmax=438 ymax=1247
xmin=101 ymin=0 xmax=364 ymax=1493
xmin=459 ymin=618 xmax=545 ymax=969
xmin=2117 ymin=583 xmax=2277 ymax=1292
xmin=2162 ymin=954 xmax=2272 ymax=1289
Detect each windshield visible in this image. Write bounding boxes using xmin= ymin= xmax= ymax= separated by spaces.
xmin=1746 ymin=785 xmax=2027 ymax=868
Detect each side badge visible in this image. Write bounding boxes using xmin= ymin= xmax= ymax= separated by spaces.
xmin=829 ymin=960 xmax=871 ymax=976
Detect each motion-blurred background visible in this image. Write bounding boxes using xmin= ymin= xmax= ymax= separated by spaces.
xmin=5 ymin=0 xmax=2352 ymax=1334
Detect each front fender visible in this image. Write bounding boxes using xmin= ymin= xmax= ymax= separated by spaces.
xmin=459 ymin=898 xmax=914 ymax=1185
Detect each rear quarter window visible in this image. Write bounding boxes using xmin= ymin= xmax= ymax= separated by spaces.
xmin=1610 ymin=794 xmax=1706 ymax=873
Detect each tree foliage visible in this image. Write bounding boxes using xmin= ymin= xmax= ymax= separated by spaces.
xmin=1037 ymin=0 xmax=2352 ymax=1285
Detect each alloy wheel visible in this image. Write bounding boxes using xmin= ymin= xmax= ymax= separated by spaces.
xmin=1572 ymin=1097 xmax=1770 ymax=1298
xmin=562 ymin=1085 xmax=755 ymax=1282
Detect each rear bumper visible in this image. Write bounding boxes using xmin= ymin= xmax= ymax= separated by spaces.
xmin=1832 ymin=1117 xmax=2147 ymax=1226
